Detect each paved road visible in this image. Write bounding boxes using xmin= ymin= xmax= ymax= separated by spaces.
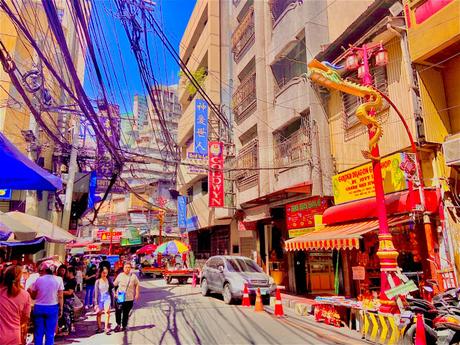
xmin=56 ymin=276 xmax=368 ymax=345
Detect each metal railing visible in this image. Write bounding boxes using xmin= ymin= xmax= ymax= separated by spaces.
xmin=231 ymin=6 xmax=255 ymax=62
xmin=232 ymin=72 xmax=256 ymax=123
xmin=273 ymin=128 xmax=311 ymax=169
xmin=232 ymin=139 xmax=259 ymax=189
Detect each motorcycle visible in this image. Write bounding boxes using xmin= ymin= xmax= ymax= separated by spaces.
xmin=402 ymin=287 xmax=460 ymax=345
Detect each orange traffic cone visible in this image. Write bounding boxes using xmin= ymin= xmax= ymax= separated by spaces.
xmin=254 ymin=288 xmax=264 ymax=312
xmin=274 ymin=287 xmax=284 ymax=317
xmin=415 ymin=314 xmax=427 ymax=345
xmin=242 ymin=283 xmax=250 ymax=307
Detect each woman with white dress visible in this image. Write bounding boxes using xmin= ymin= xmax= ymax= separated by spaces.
xmin=93 ymin=267 xmax=114 ymax=334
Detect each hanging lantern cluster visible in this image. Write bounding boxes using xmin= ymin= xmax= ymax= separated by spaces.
xmin=344 ymin=42 xmax=388 ymax=79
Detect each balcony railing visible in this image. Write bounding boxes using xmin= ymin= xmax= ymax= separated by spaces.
xmin=273 ymin=128 xmax=311 ymax=169
xmin=232 ymin=139 xmax=259 ymax=189
xmin=231 ymin=6 xmax=255 ymax=62
xmin=232 ymin=72 xmax=256 ymax=123
xmin=270 ymin=0 xmax=300 ymax=22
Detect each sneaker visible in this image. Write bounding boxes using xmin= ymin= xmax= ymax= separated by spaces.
xmin=105 ymin=329 xmax=111 ymax=335
xmin=113 ymin=325 xmax=121 ymax=333
xmin=121 ymin=327 xmax=127 ymax=332
xmin=95 ymin=328 xmax=103 ymax=334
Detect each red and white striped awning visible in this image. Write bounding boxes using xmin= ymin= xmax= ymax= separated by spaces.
xmin=285 ymin=215 xmax=410 ymax=251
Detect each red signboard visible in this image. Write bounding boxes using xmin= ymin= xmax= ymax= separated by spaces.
xmin=238 ymin=221 xmax=257 ymax=231
xmin=285 ymin=197 xmax=328 ymax=230
xmin=97 ymin=230 xmax=123 ymax=243
xmin=208 ymin=141 xmax=224 ymax=207
xmin=86 ymin=243 xmax=102 ymax=252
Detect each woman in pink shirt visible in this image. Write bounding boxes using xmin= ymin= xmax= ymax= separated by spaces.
xmin=0 ymin=265 xmax=32 ymax=345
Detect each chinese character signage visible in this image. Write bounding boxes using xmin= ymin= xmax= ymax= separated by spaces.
xmin=332 ymin=152 xmax=408 ymax=205
xmin=186 ymin=216 xmax=198 ymax=232
xmin=194 ymin=99 xmax=208 ymax=155
xmin=97 ymin=229 xmax=123 ymax=243
xmin=208 ymin=142 xmax=224 ymax=207
xmin=286 ymin=197 xmax=328 ymax=230
xmin=178 ymin=196 xmax=187 ymax=229
xmin=186 ymin=152 xmax=207 ymax=174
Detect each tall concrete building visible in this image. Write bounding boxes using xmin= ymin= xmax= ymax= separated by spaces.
xmin=177 ymin=0 xmax=235 ymax=259
xmin=0 ymin=0 xmax=85 ymax=217
xmin=228 ymin=0 xmax=376 ymax=292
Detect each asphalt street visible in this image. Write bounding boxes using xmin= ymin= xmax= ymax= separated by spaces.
xmin=56 ymin=276 xmax=368 ymax=345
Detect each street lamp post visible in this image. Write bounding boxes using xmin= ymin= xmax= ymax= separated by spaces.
xmin=346 ymin=43 xmax=400 ymax=313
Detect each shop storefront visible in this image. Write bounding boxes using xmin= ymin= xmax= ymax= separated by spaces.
xmin=286 ymin=188 xmax=441 ymax=299
xmin=188 ymin=225 xmax=230 ymax=260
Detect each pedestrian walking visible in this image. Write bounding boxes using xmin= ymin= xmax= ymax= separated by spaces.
xmin=94 ymin=267 xmax=114 ymax=334
xmin=98 ymin=255 xmax=111 ymax=275
xmin=113 ymin=262 xmax=139 ymax=332
xmin=84 ymin=258 xmax=97 ymax=309
xmin=60 ymin=267 xmax=77 ymax=335
xmin=75 ymin=266 xmax=83 ymax=292
xmin=28 ymin=262 xmax=64 ymax=345
xmin=0 ymin=265 xmax=32 ymax=345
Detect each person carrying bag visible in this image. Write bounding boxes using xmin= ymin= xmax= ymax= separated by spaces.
xmin=113 ymin=262 xmax=139 ymax=332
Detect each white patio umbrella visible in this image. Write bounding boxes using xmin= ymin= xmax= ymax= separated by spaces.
xmin=0 ymin=211 xmax=37 ymax=241
xmin=7 ymin=211 xmax=75 ymax=243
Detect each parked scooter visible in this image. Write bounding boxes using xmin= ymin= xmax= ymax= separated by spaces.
xmin=402 ymin=287 xmax=460 ymax=345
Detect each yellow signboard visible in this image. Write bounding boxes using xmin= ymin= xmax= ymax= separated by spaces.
xmin=288 ymin=227 xmax=316 ymax=238
xmin=332 ymin=153 xmax=407 ymax=205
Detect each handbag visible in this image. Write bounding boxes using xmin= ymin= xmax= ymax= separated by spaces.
xmin=116 ymin=274 xmax=131 ymax=304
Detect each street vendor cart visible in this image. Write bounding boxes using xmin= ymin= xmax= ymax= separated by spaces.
xmin=139 ymin=265 xmax=165 ymax=278
xmin=163 ymin=268 xmax=198 ymax=284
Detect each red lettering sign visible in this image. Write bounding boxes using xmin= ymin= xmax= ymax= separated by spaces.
xmin=285 ymin=197 xmax=328 ymax=230
xmin=208 ymin=142 xmax=224 ymax=207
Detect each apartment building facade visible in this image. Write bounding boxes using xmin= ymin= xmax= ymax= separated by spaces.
xmin=0 ymin=1 xmax=85 ymax=220
xmin=404 ymin=0 xmax=460 ymax=279
xmin=177 ymin=0 xmax=235 ymax=259
xmin=230 ymin=0 xmax=343 ymax=292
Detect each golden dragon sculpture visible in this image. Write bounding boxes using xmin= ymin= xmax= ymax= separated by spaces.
xmin=307 ymin=59 xmax=383 ymax=160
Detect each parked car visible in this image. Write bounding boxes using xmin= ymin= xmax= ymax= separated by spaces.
xmin=200 ymin=255 xmax=276 ymax=304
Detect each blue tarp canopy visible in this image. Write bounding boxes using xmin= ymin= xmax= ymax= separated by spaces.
xmin=0 ymin=132 xmax=62 ymax=191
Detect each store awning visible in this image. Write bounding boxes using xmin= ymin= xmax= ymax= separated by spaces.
xmin=323 ymin=189 xmax=440 ymax=225
xmin=0 ymin=132 xmax=62 ymax=191
xmin=285 ymin=215 xmax=410 ymax=251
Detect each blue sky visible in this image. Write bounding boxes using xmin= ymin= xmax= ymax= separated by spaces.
xmin=83 ymin=0 xmax=197 ymax=115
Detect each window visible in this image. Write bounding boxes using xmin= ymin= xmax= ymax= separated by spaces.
xmin=186 ymin=186 xmax=193 ymax=203
xmin=341 ymin=65 xmax=388 ymax=129
xmin=201 ymin=178 xmax=208 ymax=195
xmin=226 ymin=258 xmax=262 ymax=273
xmin=271 ymin=38 xmax=306 ymax=90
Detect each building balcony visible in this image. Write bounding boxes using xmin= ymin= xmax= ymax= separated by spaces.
xmin=406 ymin=0 xmax=460 ymax=62
xmin=232 ymin=72 xmax=256 ymax=124
xmin=232 ymin=6 xmax=255 ymax=62
xmin=273 ymin=128 xmax=311 ymax=169
xmin=231 ymin=139 xmax=259 ymax=190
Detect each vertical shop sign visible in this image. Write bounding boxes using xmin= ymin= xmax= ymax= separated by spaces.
xmin=178 ymin=196 xmax=187 ymax=229
xmin=208 ymin=142 xmax=224 ymax=207
xmin=194 ymin=99 xmax=208 ymax=155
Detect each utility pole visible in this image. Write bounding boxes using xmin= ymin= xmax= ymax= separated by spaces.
xmin=61 ymin=114 xmax=80 ymax=230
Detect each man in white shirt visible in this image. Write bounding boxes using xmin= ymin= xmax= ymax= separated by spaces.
xmin=28 ymin=263 xmax=64 ymax=345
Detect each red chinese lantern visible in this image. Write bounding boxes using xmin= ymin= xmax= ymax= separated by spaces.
xmin=345 ymin=50 xmax=359 ymax=71
xmin=375 ymin=44 xmax=388 ymax=67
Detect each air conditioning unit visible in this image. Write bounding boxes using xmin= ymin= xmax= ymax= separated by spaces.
xmin=443 ymin=135 xmax=460 ymax=166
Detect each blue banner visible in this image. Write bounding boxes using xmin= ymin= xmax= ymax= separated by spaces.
xmin=178 ymin=196 xmax=187 ymax=229
xmin=186 ymin=216 xmax=199 ymax=232
xmin=194 ymin=99 xmax=208 ymax=155
xmin=87 ymin=171 xmax=97 ymax=209
xmin=0 ymin=189 xmax=12 ymax=200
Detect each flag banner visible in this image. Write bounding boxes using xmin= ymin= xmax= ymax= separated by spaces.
xmin=194 ymin=99 xmax=208 ymax=155
xmin=208 ymin=142 xmax=224 ymax=207
xmin=178 ymin=195 xmax=187 ymax=229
